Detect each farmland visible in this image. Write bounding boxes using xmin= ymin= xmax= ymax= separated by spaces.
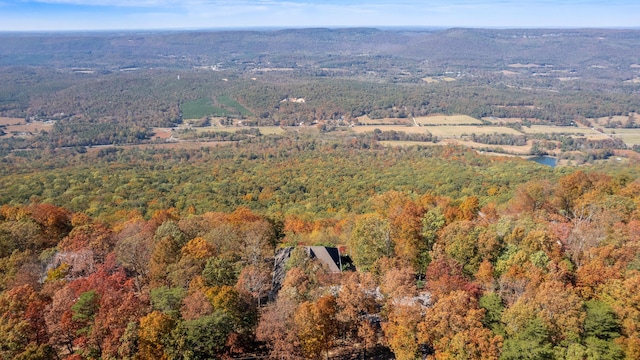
xmin=602 ymin=128 xmax=640 ymax=146
xmin=181 ymin=98 xmax=228 ymax=119
xmin=0 ymin=117 xmax=53 ymax=138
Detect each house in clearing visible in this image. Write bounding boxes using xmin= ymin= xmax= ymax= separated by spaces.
xmin=270 ymin=246 xmax=342 ymax=300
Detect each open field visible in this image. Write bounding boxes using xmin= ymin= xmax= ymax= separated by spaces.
xmin=181 ymin=98 xmax=228 ymax=119
xmin=218 ymin=95 xmax=252 ymax=117
xmin=592 ymin=114 xmax=637 ymax=127
xmin=0 ymin=117 xmax=24 ymax=126
xmin=1 ymin=120 xmax=54 ymax=137
xmin=421 ymin=76 xmax=457 ymax=83
xmin=414 ymin=115 xmax=483 ymax=125
xmin=601 ymin=129 xmax=640 ymax=146
xmin=350 ymin=125 xmax=429 ymax=134
xmin=424 ymin=125 xmax=522 ymax=137
xmin=508 ymin=63 xmax=543 ymax=68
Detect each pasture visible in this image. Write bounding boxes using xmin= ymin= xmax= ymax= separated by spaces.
xmin=0 ymin=118 xmax=53 ymax=137
xmin=602 ymin=129 xmax=640 ymax=146
xmin=0 ymin=117 xmax=24 ymax=126
xmin=181 ymin=98 xmax=228 ymax=119
xmin=414 ymin=115 xmax=483 ymax=125
xmin=218 ymin=95 xmax=252 ymax=117
xmin=592 ymin=114 xmax=637 ymax=127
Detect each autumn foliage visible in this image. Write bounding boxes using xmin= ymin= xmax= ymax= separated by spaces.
xmin=1 ymin=150 xmax=640 ymax=359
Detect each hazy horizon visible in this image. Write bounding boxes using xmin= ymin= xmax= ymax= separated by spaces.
xmin=1 ymin=0 xmax=639 ymax=32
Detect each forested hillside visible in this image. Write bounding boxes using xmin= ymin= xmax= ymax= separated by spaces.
xmin=1 ymin=138 xmax=640 ymax=359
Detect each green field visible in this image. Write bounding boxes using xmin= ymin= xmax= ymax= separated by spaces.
xmin=218 ymin=95 xmax=253 ymax=117
xmin=414 ymin=115 xmax=483 ymax=125
xmin=181 ymin=98 xmax=229 ymax=119
xmin=602 ymin=128 xmax=640 ymax=146
xmin=181 ymin=96 xmax=252 ymax=119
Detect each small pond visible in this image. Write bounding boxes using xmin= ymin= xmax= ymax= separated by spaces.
xmin=529 ymin=156 xmax=557 ymax=168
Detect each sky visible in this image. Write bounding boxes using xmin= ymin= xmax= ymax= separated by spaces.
xmin=0 ymin=0 xmax=638 ymax=32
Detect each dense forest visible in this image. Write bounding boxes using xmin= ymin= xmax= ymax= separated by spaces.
xmin=0 ymin=138 xmax=640 ymax=359
xmin=1 ymin=28 xmax=640 ymax=359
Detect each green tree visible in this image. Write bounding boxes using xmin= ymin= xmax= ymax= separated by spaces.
xmin=348 ymin=214 xmax=391 ymax=272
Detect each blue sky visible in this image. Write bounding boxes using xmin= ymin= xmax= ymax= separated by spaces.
xmin=0 ymin=0 xmax=638 ymax=31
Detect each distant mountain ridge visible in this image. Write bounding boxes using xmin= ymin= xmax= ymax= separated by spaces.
xmin=1 ymin=27 xmax=638 ymax=72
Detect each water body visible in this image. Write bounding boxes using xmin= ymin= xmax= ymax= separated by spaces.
xmin=530 ymin=156 xmax=557 ymax=168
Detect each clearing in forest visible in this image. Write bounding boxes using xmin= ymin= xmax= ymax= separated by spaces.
xmin=0 ymin=117 xmax=24 ymax=126
xmin=601 ymin=129 xmax=640 ymax=146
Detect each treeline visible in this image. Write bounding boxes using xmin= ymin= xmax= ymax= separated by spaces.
xmin=1 ymin=165 xmax=640 ymax=359
xmin=471 ymin=133 xmax=528 ymax=146
xmin=179 ymin=127 xmax=262 ymax=141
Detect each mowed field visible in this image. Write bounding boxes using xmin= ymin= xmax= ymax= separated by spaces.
xmin=601 ymin=129 xmax=640 ymax=146
xmin=0 ymin=117 xmax=53 ymax=137
xmin=414 ymin=115 xmax=483 ymax=125
xmin=0 ymin=117 xmax=24 ymax=126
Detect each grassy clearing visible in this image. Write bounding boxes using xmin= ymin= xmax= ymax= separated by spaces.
xmin=424 ymin=126 xmax=522 ymax=137
xmin=414 ymin=115 xmax=483 ymax=125
xmin=0 ymin=117 xmax=24 ymax=126
xmin=218 ymin=95 xmax=252 ymax=117
xmin=351 ymin=125 xmax=429 ymax=134
xmin=593 ymin=115 xmax=638 ymax=126
xmin=2 ymin=121 xmax=54 ymax=136
xmin=181 ymin=98 xmax=228 ymax=119
xmin=602 ymin=129 xmax=640 ymax=146
xmin=508 ymin=63 xmax=542 ymax=68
